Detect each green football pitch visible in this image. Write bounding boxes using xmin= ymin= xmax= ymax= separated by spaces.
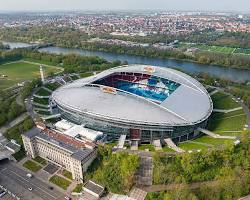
xmin=0 ymin=61 xmax=63 ymax=89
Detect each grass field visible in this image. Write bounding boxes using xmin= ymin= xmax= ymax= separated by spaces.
xmin=178 ymin=142 xmax=209 ymax=151
xmin=61 ymin=170 xmax=73 ymax=180
xmin=161 ymin=146 xmax=175 ymax=152
xmin=23 ymin=160 xmax=42 ymax=172
xmin=180 ymin=43 xmax=236 ymax=53
xmin=33 ymin=156 xmax=47 ymax=166
xmin=178 ymin=135 xmax=234 ymax=151
xmin=49 ymin=175 xmax=71 ymax=190
xmin=0 ymin=60 xmax=63 ymax=89
xmin=208 ymin=109 xmax=246 ymax=135
xmin=73 ymin=183 xmax=83 ymax=193
xmin=212 ymin=92 xmax=240 ymax=110
xmin=194 ymin=135 xmax=234 ymax=147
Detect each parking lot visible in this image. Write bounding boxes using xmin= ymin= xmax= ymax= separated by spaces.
xmin=0 ymin=159 xmax=65 ymax=200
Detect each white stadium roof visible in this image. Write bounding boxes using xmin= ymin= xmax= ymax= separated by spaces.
xmin=52 ymin=65 xmax=213 ymax=126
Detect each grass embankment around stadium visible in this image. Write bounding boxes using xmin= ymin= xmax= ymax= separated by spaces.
xmin=0 ymin=60 xmax=63 ymax=89
xmin=211 ymin=91 xmax=240 ymax=110
xmin=178 ymin=91 xmax=247 ymax=151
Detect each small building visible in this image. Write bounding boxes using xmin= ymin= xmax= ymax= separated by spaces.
xmin=83 ymin=180 xmax=105 ymax=198
xmin=5 ymin=140 xmax=21 ymax=153
xmin=54 ymin=119 xmax=103 ymax=142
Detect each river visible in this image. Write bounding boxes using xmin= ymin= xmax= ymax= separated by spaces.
xmin=3 ymin=42 xmax=250 ymax=82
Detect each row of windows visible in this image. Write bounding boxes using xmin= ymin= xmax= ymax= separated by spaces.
xmin=34 ymin=140 xmax=82 ymax=177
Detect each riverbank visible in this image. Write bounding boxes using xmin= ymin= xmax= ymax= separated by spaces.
xmin=38 ymin=46 xmax=250 ymax=82
xmin=2 ymin=41 xmax=250 ymax=82
xmin=3 ymin=40 xmax=250 ymax=71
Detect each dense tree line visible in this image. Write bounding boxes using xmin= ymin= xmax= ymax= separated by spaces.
xmin=0 ymin=97 xmax=25 ymax=126
xmin=86 ymin=145 xmax=140 ymax=194
xmin=194 ymin=51 xmax=250 ymax=69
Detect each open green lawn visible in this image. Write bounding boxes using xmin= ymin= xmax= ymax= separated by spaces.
xmin=0 ymin=60 xmax=63 ymax=89
xmin=180 ymin=43 xmax=236 ymax=54
xmin=208 ymin=109 xmax=246 ymax=134
xmin=194 ymin=135 xmax=234 ymax=147
xmin=161 ymin=146 xmax=175 ymax=152
xmin=62 ymin=169 xmax=73 ymax=180
xmin=23 ymin=160 xmax=42 ymax=172
xmin=73 ymin=183 xmax=83 ymax=193
xmin=178 ymin=135 xmax=235 ymax=151
xmin=138 ymin=144 xmax=155 ymax=152
xmin=178 ymin=142 xmax=209 ymax=151
xmin=212 ymin=92 xmax=240 ymax=110
xmin=33 ymin=156 xmax=47 ymax=166
xmin=49 ymin=175 xmax=71 ymax=190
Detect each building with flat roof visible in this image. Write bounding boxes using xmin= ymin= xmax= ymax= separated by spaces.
xmin=54 ymin=119 xmax=103 ymax=142
xmin=22 ymin=127 xmax=97 ymax=181
xmin=52 ymin=65 xmax=213 ymax=144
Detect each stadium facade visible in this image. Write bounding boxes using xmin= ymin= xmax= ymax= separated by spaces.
xmin=52 ymin=65 xmax=213 ymax=143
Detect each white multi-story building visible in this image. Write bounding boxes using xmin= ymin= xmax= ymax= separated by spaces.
xmin=22 ymin=127 xmax=97 ymax=181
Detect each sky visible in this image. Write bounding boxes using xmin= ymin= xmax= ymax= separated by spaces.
xmin=0 ymin=0 xmax=249 ymax=12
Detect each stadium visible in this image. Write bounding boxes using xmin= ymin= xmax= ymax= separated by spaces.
xmin=51 ymin=65 xmax=213 ymax=144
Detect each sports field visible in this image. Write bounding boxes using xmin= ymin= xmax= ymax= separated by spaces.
xmin=0 ymin=60 xmax=63 ymax=89
xmin=180 ymin=43 xmax=240 ymax=54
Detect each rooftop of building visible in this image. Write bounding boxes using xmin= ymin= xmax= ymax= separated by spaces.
xmin=24 ymin=127 xmax=94 ymax=161
xmin=83 ymin=180 xmax=105 ymax=196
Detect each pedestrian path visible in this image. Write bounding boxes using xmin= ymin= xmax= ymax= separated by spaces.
xmin=135 ymin=156 xmax=152 ymax=186
xmin=213 ymin=107 xmax=242 ymax=113
xmin=209 ymin=89 xmax=218 ymax=96
xmin=197 ymin=128 xmax=236 ymax=140
xmin=164 ymin=138 xmax=185 ymax=153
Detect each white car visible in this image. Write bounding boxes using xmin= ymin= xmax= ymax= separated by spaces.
xmin=28 ymin=187 xmax=33 ymax=191
xmin=26 ymin=173 xmax=33 ymax=178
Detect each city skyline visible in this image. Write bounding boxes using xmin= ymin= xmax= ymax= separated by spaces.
xmin=0 ymin=0 xmax=250 ymax=12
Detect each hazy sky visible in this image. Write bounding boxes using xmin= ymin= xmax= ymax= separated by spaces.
xmin=0 ymin=0 xmax=249 ymax=12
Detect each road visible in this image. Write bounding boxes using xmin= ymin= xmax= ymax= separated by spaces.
xmin=0 ymin=160 xmax=65 ymax=200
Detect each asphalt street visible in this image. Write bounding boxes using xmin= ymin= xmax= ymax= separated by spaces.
xmin=0 ymin=160 xmax=65 ymax=200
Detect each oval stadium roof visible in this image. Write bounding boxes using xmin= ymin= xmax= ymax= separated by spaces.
xmin=52 ymin=65 xmax=213 ymax=126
